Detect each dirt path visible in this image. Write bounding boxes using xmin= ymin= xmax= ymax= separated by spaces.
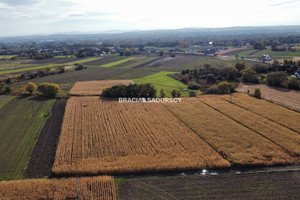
xmin=24 ymin=100 xmax=66 ymax=178
xmin=236 ymin=83 xmax=300 ymax=111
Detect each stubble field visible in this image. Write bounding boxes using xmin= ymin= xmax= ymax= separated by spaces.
xmin=0 ymin=176 xmax=116 ymax=200
xmin=52 ymin=97 xmax=230 ymax=176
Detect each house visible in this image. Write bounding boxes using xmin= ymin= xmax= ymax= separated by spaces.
xmin=294 ymin=70 xmax=300 ymax=79
xmin=261 ymin=54 xmax=272 ymax=61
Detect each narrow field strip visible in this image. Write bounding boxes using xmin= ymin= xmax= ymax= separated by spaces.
xmin=69 ymin=80 xmax=134 ymax=96
xmin=164 ymin=97 xmax=297 ymax=166
xmin=221 ymin=93 xmax=300 ymax=134
xmin=0 ymin=176 xmax=116 ymax=200
xmin=53 ymin=97 xmax=229 ymax=176
xmin=99 ymin=57 xmax=135 ymax=68
xmin=0 ymin=95 xmax=15 ymax=110
xmin=199 ymin=95 xmax=300 ymax=156
xmin=0 ymin=57 xmax=102 ymax=75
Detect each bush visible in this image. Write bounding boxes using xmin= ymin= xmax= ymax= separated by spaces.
xmin=101 ymin=83 xmax=156 ymax=98
xmin=217 ymin=81 xmax=233 ymax=94
xmin=189 ymin=91 xmax=196 ymax=97
xmin=171 ymin=89 xmax=177 ymax=98
xmin=267 ymin=72 xmax=287 ymax=86
xmin=235 ymin=61 xmax=245 ymax=71
xmin=188 ymin=82 xmax=201 ymax=90
xmin=206 ymin=74 xmax=216 ymax=84
xmin=26 ymin=82 xmax=37 ymax=95
xmin=74 ymin=63 xmax=86 ymax=71
xmin=176 ymin=90 xmax=181 ymax=97
xmin=37 ymin=82 xmax=60 ymax=97
xmin=160 ymin=89 xmax=166 ymax=98
xmin=206 ymin=85 xmax=218 ymax=94
xmin=288 ymin=79 xmax=300 ymax=90
xmin=251 ymin=64 xmax=268 ymax=74
xmin=254 ymin=88 xmax=261 ymax=98
xmin=241 ymin=68 xmax=259 ymax=83
xmin=0 ymin=82 xmax=10 ymax=94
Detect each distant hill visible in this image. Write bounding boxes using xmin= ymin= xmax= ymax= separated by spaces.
xmin=1 ymin=25 xmax=300 ymax=42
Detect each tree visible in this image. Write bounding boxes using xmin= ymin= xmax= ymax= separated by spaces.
xmin=235 ymin=62 xmax=245 ymax=71
xmin=217 ymin=81 xmax=233 ymax=94
xmin=176 ymin=90 xmax=181 ymax=97
xmin=207 ymin=74 xmax=216 ymax=84
xmin=171 ymin=89 xmax=177 ymax=98
xmin=241 ymin=68 xmax=259 ymax=83
xmin=189 ymin=91 xmax=196 ymax=97
xmin=159 ymin=51 xmax=164 ymax=56
xmin=26 ymin=82 xmax=37 ymax=95
xmin=267 ymin=72 xmax=287 ymax=87
xmin=37 ymin=82 xmax=60 ymax=97
xmin=160 ymin=89 xmax=166 ymax=98
xmin=254 ymin=88 xmax=261 ymax=98
xmin=188 ymin=82 xmax=201 ymax=90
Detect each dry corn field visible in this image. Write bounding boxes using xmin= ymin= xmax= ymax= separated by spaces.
xmin=69 ymin=80 xmax=134 ymax=96
xmin=53 ymin=97 xmax=230 ymax=175
xmin=164 ymin=94 xmax=300 ymax=166
xmin=220 ymin=93 xmax=300 ymax=133
xmin=0 ymin=176 xmax=116 ymax=200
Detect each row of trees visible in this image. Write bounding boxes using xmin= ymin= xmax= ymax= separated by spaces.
xmin=26 ymin=82 xmax=60 ymax=97
xmin=101 ymin=83 xmax=156 ymax=98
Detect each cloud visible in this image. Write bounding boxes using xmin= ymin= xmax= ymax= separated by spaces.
xmin=0 ymin=2 xmax=13 ymax=9
xmin=66 ymin=11 xmax=87 ymax=17
xmin=270 ymin=0 xmax=300 ymax=7
xmin=0 ymin=0 xmax=40 ymax=5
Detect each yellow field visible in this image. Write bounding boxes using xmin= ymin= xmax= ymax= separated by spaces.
xmin=69 ymin=80 xmax=134 ymax=96
xmin=164 ymin=95 xmax=299 ymax=166
xmin=52 ymin=97 xmax=230 ymax=175
xmin=200 ymin=95 xmax=300 ymax=156
xmin=0 ymin=176 xmax=116 ymax=200
xmin=221 ymin=93 xmax=300 ymax=133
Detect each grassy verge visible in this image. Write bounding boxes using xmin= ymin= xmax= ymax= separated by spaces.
xmin=0 ymin=96 xmax=54 ymax=180
xmin=134 ymin=71 xmax=201 ymax=97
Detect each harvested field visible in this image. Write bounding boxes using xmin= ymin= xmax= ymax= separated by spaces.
xmin=216 ymin=47 xmax=250 ymax=55
xmin=23 ymin=57 xmax=81 ymax=65
xmin=24 ymin=100 xmax=66 ymax=178
xmin=236 ymin=83 xmax=300 ymax=111
xmin=200 ymin=95 xmax=300 ymax=156
xmin=221 ymin=93 xmax=300 ymax=133
xmin=0 ymin=176 xmax=116 ymax=199
xmin=52 ymin=97 xmax=230 ymax=176
xmin=164 ymin=96 xmax=298 ymax=166
xmin=69 ymin=80 xmax=134 ymax=96
xmin=118 ymin=171 xmax=300 ymax=200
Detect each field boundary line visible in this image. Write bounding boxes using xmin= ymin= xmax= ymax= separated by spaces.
xmin=221 ymin=97 xmax=300 ymax=135
xmin=199 ymin=99 xmax=295 ymax=157
xmin=162 ymin=103 xmax=233 ymax=165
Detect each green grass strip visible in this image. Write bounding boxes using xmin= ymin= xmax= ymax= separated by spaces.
xmin=99 ymin=57 xmax=135 ymax=68
xmin=134 ymin=71 xmax=201 ymax=97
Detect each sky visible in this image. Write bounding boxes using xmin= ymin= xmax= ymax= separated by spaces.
xmin=0 ymin=0 xmax=300 ymax=36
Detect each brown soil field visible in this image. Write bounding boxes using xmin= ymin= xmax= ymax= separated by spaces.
xmin=216 ymin=47 xmax=250 ymax=55
xmin=24 ymin=100 xmax=66 ymax=178
xmin=69 ymin=80 xmax=135 ymax=96
xmin=0 ymin=176 xmax=116 ymax=199
xmin=222 ymin=93 xmax=300 ymax=133
xmin=118 ymin=171 xmax=300 ymax=200
xmin=164 ymin=95 xmax=299 ymax=166
xmin=236 ymin=83 xmax=300 ymax=111
xmin=52 ymin=97 xmax=230 ymax=176
xmin=23 ymin=57 xmax=81 ymax=65
xmin=145 ymin=55 xmax=200 ymax=68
